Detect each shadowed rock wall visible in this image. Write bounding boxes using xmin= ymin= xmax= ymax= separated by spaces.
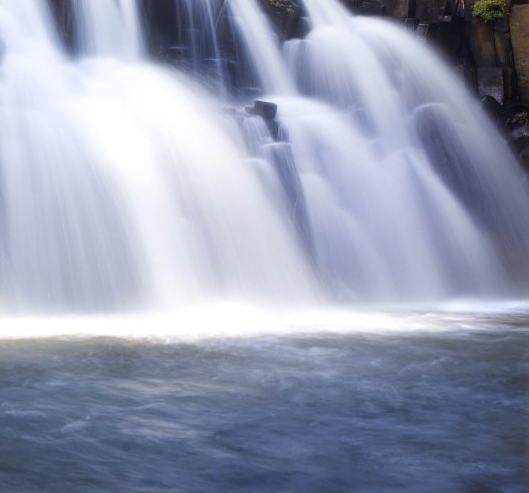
xmin=510 ymin=5 xmax=529 ymax=105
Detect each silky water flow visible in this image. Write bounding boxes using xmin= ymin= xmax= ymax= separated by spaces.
xmin=0 ymin=1 xmax=527 ymax=492
xmin=0 ymin=0 xmax=528 ymax=314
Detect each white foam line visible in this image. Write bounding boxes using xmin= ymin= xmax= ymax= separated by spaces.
xmin=0 ymin=300 xmax=527 ymax=343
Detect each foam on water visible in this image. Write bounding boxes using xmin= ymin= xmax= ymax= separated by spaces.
xmin=2 ymin=298 xmax=528 ymax=343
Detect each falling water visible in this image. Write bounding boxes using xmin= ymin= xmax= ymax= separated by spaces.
xmin=72 ymin=0 xmax=143 ymax=58
xmin=227 ymin=0 xmax=295 ymax=94
xmin=1 ymin=3 xmax=528 ymax=490
xmin=228 ymin=0 xmax=529 ymax=302
xmin=170 ymin=0 xmax=228 ymax=95
xmin=0 ymin=0 xmax=527 ymax=312
xmin=0 ymin=0 xmax=320 ymax=312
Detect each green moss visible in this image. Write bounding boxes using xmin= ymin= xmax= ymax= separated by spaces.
xmin=472 ymin=0 xmax=508 ymax=22
xmin=266 ymin=0 xmax=296 ymax=14
xmin=514 ymin=111 xmax=529 ymax=125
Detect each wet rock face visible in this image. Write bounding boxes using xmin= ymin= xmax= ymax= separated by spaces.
xmin=469 ymin=19 xmax=497 ymax=67
xmin=137 ymin=0 xmax=181 ymax=60
xmin=510 ymin=5 xmax=529 ymax=105
xmin=257 ymin=0 xmax=304 ymax=40
xmin=42 ymin=0 xmax=525 ymax=106
xmin=342 ymin=0 xmax=387 ymax=16
xmin=480 ymin=97 xmax=529 ymax=172
xmin=47 ymin=0 xmax=75 ymax=52
xmin=510 ymin=136 xmax=529 ymax=173
xmin=477 ymin=66 xmax=505 ymax=103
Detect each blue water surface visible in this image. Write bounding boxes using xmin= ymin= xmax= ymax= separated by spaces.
xmin=0 ymin=313 xmax=527 ymax=492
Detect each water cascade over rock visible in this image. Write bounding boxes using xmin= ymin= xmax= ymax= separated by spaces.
xmin=0 ymin=0 xmax=528 ymax=313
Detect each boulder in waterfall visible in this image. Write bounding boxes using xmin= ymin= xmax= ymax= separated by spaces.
xmin=246 ymin=100 xmax=279 ymax=138
xmin=253 ymin=100 xmax=278 ymax=120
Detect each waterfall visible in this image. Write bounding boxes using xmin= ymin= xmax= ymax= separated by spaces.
xmin=227 ymin=0 xmax=296 ymax=95
xmin=0 ymin=0 xmax=527 ymax=313
xmin=225 ymin=0 xmax=529 ymax=301
xmin=0 ymin=0 xmax=319 ymax=312
xmin=170 ymin=0 xmax=228 ymax=95
xmin=72 ymin=0 xmax=143 ymax=58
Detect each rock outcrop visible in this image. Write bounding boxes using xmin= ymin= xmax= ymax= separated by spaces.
xmin=510 ymin=5 xmax=529 ymax=105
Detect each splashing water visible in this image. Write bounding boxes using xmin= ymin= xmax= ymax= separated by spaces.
xmin=1 ymin=5 xmax=527 ymax=491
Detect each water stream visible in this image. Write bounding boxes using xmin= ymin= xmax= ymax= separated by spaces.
xmin=0 ymin=0 xmax=527 ymax=490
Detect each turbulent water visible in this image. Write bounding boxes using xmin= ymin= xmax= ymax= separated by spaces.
xmin=0 ymin=310 xmax=528 ymax=492
xmin=0 ymin=0 xmax=528 ymax=490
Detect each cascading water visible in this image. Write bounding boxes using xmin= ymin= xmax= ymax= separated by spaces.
xmin=72 ymin=0 xmax=143 ymax=58
xmin=228 ymin=0 xmax=529 ymax=302
xmin=0 ymin=0 xmax=528 ymax=313
xmin=227 ymin=0 xmax=295 ymax=95
xmin=1 ymin=3 xmax=528 ymax=490
xmin=0 ymin=0 xmax=320 ymax=312
xmin=169 ymin=0 xmax=229 ymax=95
